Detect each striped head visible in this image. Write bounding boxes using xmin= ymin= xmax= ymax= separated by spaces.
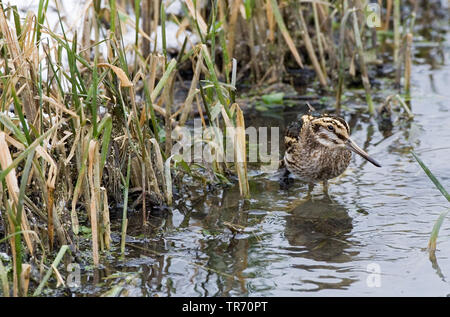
xmin=309 ymin=115 xmax=351 ymax=148
xmin=285 ymin=114 xmax=381 ymax=168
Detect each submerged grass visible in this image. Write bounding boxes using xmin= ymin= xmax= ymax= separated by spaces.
xmin=0 ymin=0 xmax=423 ymax=296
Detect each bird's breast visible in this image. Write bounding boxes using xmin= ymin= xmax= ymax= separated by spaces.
xmin=284 ymin=144 xmax=352 ymax=182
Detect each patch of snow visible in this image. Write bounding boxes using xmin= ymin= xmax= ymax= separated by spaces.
xmin=0 ymin=252 xmax=10 ymax=262
xmin=150 ymin=21 xmax=199 ymax=54
xmin=2 ymin=109 xmax=16 ymax=118
xmin=164 ymin=0 xmax=183 ymax=16
xmin=98 ymin=106 xmax=107 ymax=116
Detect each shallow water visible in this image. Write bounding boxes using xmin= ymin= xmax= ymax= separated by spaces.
xmin=64 ymin=8 xmax=450 ymax=297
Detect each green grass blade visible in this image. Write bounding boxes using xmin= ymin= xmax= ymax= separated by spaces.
xmin=109 ymin=0 xmax=117 ymax=34
xmin=0 ymin=112 xmax=27 ymax=145
xmin=120 ymin=155 xmax=131 ymax=256
xmin=91 ymin=57 xmax=99 ymax=137
xmin=16 ymin=149 xmax=36 ymax=233
xmin=428 ymin=210 xmax=449 ymax=254
xmin=151 ymin=59 xmax=177 ymax=102
xmin=36 ymin=0 xmax=50 ymax=46
xmin=143 ymin=81 xmax=160 ymax=141
xmin=411 ymin=151 xmax=450 ymax=202
xmin=97 ymin=114 xmax=112 ymax=171
xmin=161 ymin=1 xmax=167 ymax=62
xmin=201 ymin=44 xmax=231 ymax=118
xmin=33 ymin=245 xmax=69 ymax=296
xmin=11 ymin=5 xmax=21 ymax=39
xmin=412 ymin=151 xmax=450 ymax=255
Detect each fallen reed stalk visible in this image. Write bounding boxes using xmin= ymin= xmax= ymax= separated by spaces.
xmin=298 ymin=7 xmax=327 ymax=87
xmin=312 ymin=2 xmax=327 ymax=77
xmin=393 ymin=0 xmax=401 ymax=64
xmin=404 ymin=33 xmax=413 ymax=100
xmin=352 ymin=8 xmax=374 ymax=116
xmin=336 ymin=8 xmax=353 ymax=114
xmin=270 ymin=0 xmax=303 ymax=68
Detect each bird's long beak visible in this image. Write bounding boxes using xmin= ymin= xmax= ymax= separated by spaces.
xmin=346 ymin=138 xmax=381 ymax=167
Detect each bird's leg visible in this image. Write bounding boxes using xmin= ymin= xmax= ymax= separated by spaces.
xmin=306 ymin=183 xmax=315 ymax=201
xmin=283 ymin=168 xmax=290 ymax=179
xmin=322 ymin=180 xmax=336 ymax=204
xmin=322 ymin=180 xmax=329 ymax=195
xmin=280 ymin=168 xmax=292 ymax=189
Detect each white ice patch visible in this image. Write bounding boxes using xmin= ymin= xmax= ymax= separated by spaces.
xmin=9 ymin=0 xmax=86 ymax=34
xmin=6 ymin=1 xmax=88 ymax=86
xmin=2 ymin=109 xmax=15 ymax=118
xmin=164 ymin=0 xmax=183 ymax=16
xmin=98 ymin=106 xmax=107 ymax=116
xmin=0 ymin=252 xmax=10 ymax=262
xmin=163 ymin=0 xmax=207 ymax=15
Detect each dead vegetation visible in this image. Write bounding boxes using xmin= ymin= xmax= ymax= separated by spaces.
xmin=0 ymin=0 xmax=419 ymax=296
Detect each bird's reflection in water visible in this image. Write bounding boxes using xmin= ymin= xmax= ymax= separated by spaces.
xmin=284 ymin=197 xmax=355 ymax=263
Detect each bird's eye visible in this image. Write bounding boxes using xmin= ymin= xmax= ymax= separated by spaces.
xmin=327 ymin=125 xmax=334 ymax=132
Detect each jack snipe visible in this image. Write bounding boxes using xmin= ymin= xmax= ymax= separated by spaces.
xmin=283 ymin=112 xmax=381 ymax=193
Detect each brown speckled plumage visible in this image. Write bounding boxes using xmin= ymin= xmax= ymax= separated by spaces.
xmin=283 ymin=113 xmax=380 ymax=187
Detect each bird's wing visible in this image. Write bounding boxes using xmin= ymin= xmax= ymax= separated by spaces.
xmin=284 ymin=118 xmax=303 ymax=148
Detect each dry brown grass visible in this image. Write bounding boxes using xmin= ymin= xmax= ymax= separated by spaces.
xmin=0 ymin=0 xmax=418 ymax=296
